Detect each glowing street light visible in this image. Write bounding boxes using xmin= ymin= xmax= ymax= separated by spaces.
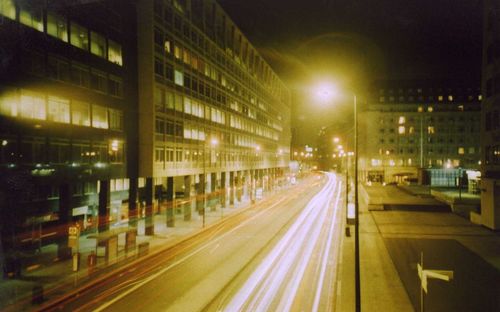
xmin=333 ymin=137 xmax=340 ymax=143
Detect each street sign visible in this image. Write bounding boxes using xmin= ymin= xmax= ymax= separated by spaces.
xmin=417 ymin=252 xmax=454 ymax=312
xmin=68 ymin=226 xmax=80 ymax=248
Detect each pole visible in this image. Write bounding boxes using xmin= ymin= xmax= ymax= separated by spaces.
xmin=202 ymin=144 xmax=206 ymax=228
xmin=458 ymin=168 xmax=462 ymax=200
xmin=354 ymin=94 xmax=361 ymax=312
xmin=420 ymin=252 xmax=424 ymax=312
xmin=346 ymin=155 xmax=349 ymax=222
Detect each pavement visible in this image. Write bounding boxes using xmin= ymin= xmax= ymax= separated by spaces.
xmin=337 ymin=183 xmax=500 ymax=311
xmin=0 ymin=185 xmax=271 ymax=311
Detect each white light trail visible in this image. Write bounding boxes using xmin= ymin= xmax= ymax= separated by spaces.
xmin=224 ymin=172 xmax=342 ymax=312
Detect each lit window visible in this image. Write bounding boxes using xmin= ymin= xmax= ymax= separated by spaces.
xmin=478 ymin=95 xmax=482 ymax=101
xmin=448 ymin=95 xmax=453 ymax=101
xmin=458 ymin=147 xmax=465 ymax=155
xmin=47 ymin=13 xmax=68 ymax=42
xmin=427 ymin=126 xmax=435 ymax=134
xmin=409 ymin=126 xmax=414 ymax=134
xmin=0 ymin=89 xmax=18 ymax=117
xmin=469 ymin=147 xmax=475 ymax=154
xmin=91 ymin=105 xmax=109 ymax=129
xmin=174 ymin=94 xmax=183 ymax=111
xmin=184 ymin=97 xmax=191 ymax=114
xmin=20 ymin=91 xmax=46 ymax=120
xmin=408 ymin=158 xmax=412 ymax=165
xmin=398 ymin=126 xmax=405 ymax=134
xmin=0 ymin=0 xmax=16 ymax=20
xmin=458 ymin=105 xmax=464 ymax=111
xmin=72 ymin=100 xmax=90 ymax=126
xmin=174 ymin=45 xmax=181 ymax=59
xmin=19 ymin=5 xmax=44 ymax=32
xmin=174 ymin=70 xmax=184 ymax=86
xmin=398 ymin=116 xmax=405 ymax=124
xmin=108 ymin=40 xmax=122 ymax=66
xmin=70 ymin=22 xmax=89 ymax=50
xmin=47 ymin=96 xmax=70 ymax=123
xmin=438 ymin=96 xmax=443 ymax=101
xmin=90 ymin=31 xmax=106 ymax=58
xmin=427 ymin=106 xmax=433 ymax=112
xmin=164 ymin=40 xmax=171 ymax=53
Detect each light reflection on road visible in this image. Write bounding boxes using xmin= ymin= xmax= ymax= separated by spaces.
xmin=225 ymin=172 xmax=342 ymax=311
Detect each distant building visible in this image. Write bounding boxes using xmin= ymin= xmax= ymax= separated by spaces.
xmin=0 ymin=0 xmax=137 ymax=257
xmin=360 ymin=81 xmax=481 ymax=186
xmin=481 ymin=0 xmax=500 ymax=230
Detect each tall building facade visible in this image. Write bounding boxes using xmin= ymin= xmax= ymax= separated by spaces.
xmin=135 ymin=0 xmax=291 ymax=233
xmin=0 ymin=0 xmax=137 ymax=259
xmin=360 ymin=81 xmax=481 ymax=185
xmin=481 ymin=0 xmax=500 ymax=230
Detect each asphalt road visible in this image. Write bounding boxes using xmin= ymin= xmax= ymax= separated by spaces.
xmin=47 ymin=172 xmax=345 ymax=312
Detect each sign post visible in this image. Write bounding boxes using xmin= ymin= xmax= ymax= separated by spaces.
xmin=417 ymin=252 xmax=454 ymax=312
xmin=68 ymin=225 xmax=81 ymax=271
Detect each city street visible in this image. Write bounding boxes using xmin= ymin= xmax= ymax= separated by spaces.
xmin=47 ymin=173 xmax=345 ymax=312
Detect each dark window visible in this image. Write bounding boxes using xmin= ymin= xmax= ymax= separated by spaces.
xmin=154 ymin=58 xmax=164 ymax=76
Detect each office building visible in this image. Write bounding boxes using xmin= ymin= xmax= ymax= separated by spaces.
xmin=360 ymin=81 xmax=481 ymax=186
xmin=135 ymin=0 xmax=291 ymax=233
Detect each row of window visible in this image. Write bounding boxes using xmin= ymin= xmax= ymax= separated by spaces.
xmin=380 ymin=125 xmax=476 ymax=135
xmin=0 ymin=138 xmax=124 ymax=164
xmin=484 ymin=145 xmax=500 ymax=165
xmin=0 ymin=0 xmax=122 ymax=65
xmin=153 ymin=147 xmax=271 ymax=164
xmin=0 ymin=89 xmax=123 ymax=130
xmin=154 ymin=87 xmax=280 ymax=141
xmin=376 ymin=146 xmax=476 ymax=155
xmin=154 ymin=0 xmax=285 ymax=98
xmin=379 ymin=136 xmax=476 ymax=145
xmin=370 ymin=158 xmax=469 ymax=168
xmin=379 ymin=95 xmax=480 ymax=103
xmin=485 ymin=109 xmax=500 ymax=131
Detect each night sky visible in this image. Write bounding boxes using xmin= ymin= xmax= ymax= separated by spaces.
xmin=218 ymin=0 xmax=483 ymax=144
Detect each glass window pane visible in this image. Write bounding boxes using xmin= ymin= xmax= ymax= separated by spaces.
xmin=71 ymin=100 xmax=90 ymax=126
xmin=0 ymin=0 xmax=16 ymax=20
xmin=0 ymin=89 xmax=18 ymax=117
xmin=70 ymin=22 xmax=89 ymax=50
xmin=47 ymin=13 xmax=68 ymax=42
xmin=108 ymin=39 xmax=122 ymax=65
xmin=20 ymin=91 xmax=46 ymax=120
xmin=19 ymin=5 xmax=44 ymax=32
xmin=92 ymin=105 xmax=108 ymax=129
xmin=47 ymin=96 xmax=70 ymax=123
xmin=90 ymin=31 xmax=106 ymax=58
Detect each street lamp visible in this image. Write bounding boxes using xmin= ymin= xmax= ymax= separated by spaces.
xmin=315 ymin=83 xmax=360 ymax=312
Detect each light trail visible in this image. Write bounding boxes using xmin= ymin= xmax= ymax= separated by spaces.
xmin=224 ymin=172 xmax=342 ymax=312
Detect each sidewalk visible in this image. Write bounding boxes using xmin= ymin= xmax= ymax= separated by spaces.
xmin=0 ymin=183 xmax=294 ymax=311
xmin=338 ymin=182 xmax=500 ymax=311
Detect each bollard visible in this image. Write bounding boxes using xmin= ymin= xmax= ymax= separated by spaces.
xmin=32 ymin=284 xmax=44 ymax=304
xmin=72 ymin=252 xmax=80 ymax=272
xmin=345 ymin=226 xmax=351 ymax=237
xmin=87 ymin=251 xmax=97 ymax=275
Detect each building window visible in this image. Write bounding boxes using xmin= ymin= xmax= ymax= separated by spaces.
xmin=70 ymin=22 xmax=89 ymax=50
xmin=398 ymin=126 xmax=405 ymax=134
xmin=72 ymin=100 xmax=90 ymax=126
xmin=458 ymin=147 xmax=465 ymax=155
xmin=0 ymin=0 xmax=16 ymax=20
xmin=398 ymin=116 xmax=405 ymax=124
xmin=174 ymin=70 xmax=184 ymax=86
xmin=108 ymin=76 xmax=123 ymax=97
xmin=47 ymin=96 xmax=70 ymax=123
xmin=109 ymin=109 xmax=123 ymax=130
xmin=154 ymin=58 xmax=164 ymax=76
xmin=47 ymin=13 xmax=68 ymax=42
xmin=90 ymin=70 xmax=107 ymax=93
xmin=71 ymin=65 xmax=90 ymax=87
xmin=19 ymin=4 xmax=44 ymax=31
xmin=90 ymin=31 xmax=106 ymax=58
xmin=92 ymin=105 xmax=108 ymax=129
xmin=0 ymin=89 xmax=18 ymax=117
xmin=20 ymin=91 xmax=46 ymax=120
xmin=108 ymin=40 xmax=122 ymax=66
xmin=427 ymin=106 xmax=433 ymax=112
xmin=428 ymin=126 xmax=435 ymax=134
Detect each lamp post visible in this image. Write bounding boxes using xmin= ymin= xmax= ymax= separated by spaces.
xmin=315 ymin=84 xmax=360 ymax=311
